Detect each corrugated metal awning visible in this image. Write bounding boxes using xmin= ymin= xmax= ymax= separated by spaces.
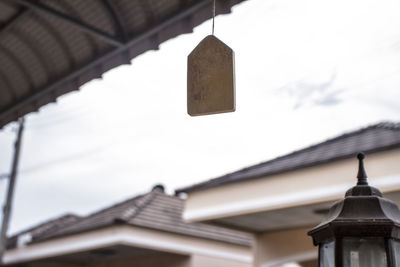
xmin=0 ymin=0 xmax=246 ymax=128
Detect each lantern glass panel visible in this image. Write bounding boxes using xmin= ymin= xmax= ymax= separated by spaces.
xmin=320 ymin=241 xmax=335 ymax=267
xmin=342 ymin=237 xmax=387 ymax=267
xmin=392 ymin=239 xmax=400 ymax=267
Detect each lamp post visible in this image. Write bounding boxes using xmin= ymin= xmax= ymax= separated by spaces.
xmin=308 ymin=153 xmax=400 ymax=267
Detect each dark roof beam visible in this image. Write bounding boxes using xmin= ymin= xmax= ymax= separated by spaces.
xmin=99 ymin=0 xmax=127 ymax=42
xmin=14 ymin=0 xmax=124 ymax=47
xmin=0 ymin=0 xmax=214 ymax=122
xmin=0 ymin=7 xmax=30 ymax=34
xmin=55 ymin=1 xmax=100 ymax=58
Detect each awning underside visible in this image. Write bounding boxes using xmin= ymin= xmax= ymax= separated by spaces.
xmin=0 ymin=0 xmax=245 ymax=128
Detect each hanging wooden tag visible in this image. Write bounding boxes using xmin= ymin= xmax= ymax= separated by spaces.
xmin=187 ymin=35 xmax=235 ymax=116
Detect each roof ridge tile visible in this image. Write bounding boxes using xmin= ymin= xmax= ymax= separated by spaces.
xmin=81 ymin=193 xmax=146 ymax=219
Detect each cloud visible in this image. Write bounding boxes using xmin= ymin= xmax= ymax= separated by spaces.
xmin=313 ymin=91 xmax=343 ymax=106
xmin=278 ymin=72 xmax=342 ymax=109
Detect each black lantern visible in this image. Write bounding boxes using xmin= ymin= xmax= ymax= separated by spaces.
xmin=308 ymin=153 xmax=400 ymax=267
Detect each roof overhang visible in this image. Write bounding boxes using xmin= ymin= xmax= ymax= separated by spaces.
xmin=4 ymin=225 xmax=252 ymax=265
xmin=182 ymin=149 xmax=400 ymax=232
xmin=0 ymin=0 xmax=247 ymax=128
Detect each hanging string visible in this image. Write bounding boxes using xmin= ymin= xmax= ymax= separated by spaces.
xmin=212 ymin=0 xmax=216 ymax=35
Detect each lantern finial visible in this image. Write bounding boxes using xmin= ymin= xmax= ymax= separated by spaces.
xmin=357 ymin=152 xmax=368 ymax=185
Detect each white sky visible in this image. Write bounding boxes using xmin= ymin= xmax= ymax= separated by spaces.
xmin=1 ymin=0 xmax=400 ymax=234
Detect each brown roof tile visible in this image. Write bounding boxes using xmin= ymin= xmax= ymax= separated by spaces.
xmin=7 ymin=214 xmax=80 ymax=249
xmin=10 ymin=188 xmax=252 ymax=248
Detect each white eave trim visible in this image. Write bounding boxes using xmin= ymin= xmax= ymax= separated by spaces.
xmin=4 ymin=225 xmax=252 ymax=264
xmin=184 ymin=174 xmax=400 ymax=222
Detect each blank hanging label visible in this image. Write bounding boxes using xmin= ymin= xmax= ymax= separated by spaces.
xmin=187 ymin=35 xmax=235 ymax=116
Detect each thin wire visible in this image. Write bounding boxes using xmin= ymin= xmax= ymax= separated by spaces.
xmin=212 ymin=0 xmax=216 ymax=35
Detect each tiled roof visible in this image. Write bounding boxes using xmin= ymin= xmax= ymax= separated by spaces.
xmin=9 ymin=187 xmax=252 ymax=248
xmin=7 ymin=214 xmax=80 ymax=249
xmin=176 ymin=122 xmax=400 ymax=194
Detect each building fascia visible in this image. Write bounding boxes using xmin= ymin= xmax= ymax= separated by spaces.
xmin=184 ymin=174 xmax=400 ymax=222
xmin=183 ymin=150 xmax=400 ymax=222
xmin=4 ymin=225 xmax=252 ymax=265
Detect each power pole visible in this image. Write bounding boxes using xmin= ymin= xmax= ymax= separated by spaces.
xmin=0 ymin=117 xmax=25 ymax=265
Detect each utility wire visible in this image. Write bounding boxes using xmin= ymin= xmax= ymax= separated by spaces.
xmin=19 ymin=145 xmax=109 ymax=175
xmin=0 ymin=146 xmax=109 ymax=180
xmin=212 ymin=0 xmax=216 ymax=35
